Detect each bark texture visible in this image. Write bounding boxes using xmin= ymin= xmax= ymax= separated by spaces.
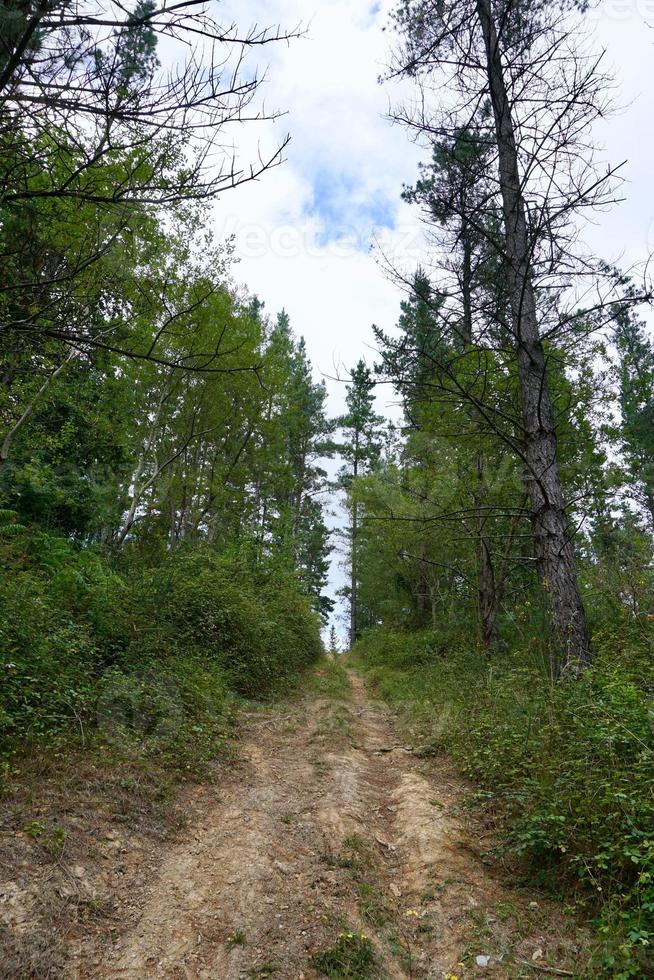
xmin=476 ymin=0 xmax=591 ymax=673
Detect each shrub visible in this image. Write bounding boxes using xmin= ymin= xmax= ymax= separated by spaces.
xmin=0 ymin=534 xmax=322 ymax=771
xmin=352 ymin=625 xmax=654 ymax=977
xmin=123 ymin=549 xmax=322 ymax=697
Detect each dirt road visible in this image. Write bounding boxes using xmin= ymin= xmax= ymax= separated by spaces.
xmin=77 ymin=667 xmax=584 ymax=979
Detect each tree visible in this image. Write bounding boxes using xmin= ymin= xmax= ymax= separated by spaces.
xmin=0 ymin=0 xmax=296 ymax=208
xmin=337 ymin=361 xmax=385 ymax=646
xmin=614 ymin=310 xmax=654 ymax=530
xmin=386 ymin=0 xmax=650 ymax=673
xmin=246 ymin=311 xmax=335 ymax=621
xmin=375 ymin=269 xmax=515 ymax=646
xmin=0 ymin=1 xmax=300 ymax=460
xmin=328 ymin=624 xmax=339 ymax=655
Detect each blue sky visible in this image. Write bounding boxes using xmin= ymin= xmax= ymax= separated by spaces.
xmin=309 ymin=169 xmax=397 ymax=245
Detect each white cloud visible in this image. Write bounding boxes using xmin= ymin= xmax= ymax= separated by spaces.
xmin=206 ymin=0 xmax=654 ymax=624
xmin=211 ymin=0 xmax=425 ymax=409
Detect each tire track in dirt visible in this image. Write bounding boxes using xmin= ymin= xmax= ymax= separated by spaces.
xmin=78 ymin=668 xmax=585 ymax=979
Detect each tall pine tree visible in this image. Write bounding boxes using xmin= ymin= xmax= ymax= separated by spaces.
xmin=337 ymin=361 xmax=385 ymax=646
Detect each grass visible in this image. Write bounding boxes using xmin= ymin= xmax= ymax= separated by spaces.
xmin=311 ymin=704 xmax=355 ymax=744
xmin=321 ymin=834 xmax=391 ymax=930
xmin=246 ymin=963 xmax=281 ymax=977
xmin=311 ymin=929 xmax=380 ymax=979
xmin=227 ymin=928 xmax=247 ymax=949
xmin=304 ymin=658 xmax=352 ymax=700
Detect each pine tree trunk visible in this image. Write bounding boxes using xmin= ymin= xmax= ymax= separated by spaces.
xmin=461 ymin=227 xmax=498 ymax=648
xmin=350 ymin=497 xmax=358 ymax=648
xmin=475 ymin=457 xmax=498 ymax=648
xmin=476 ymin=0 xmax=591 ymax=674
xmin=350 ymin=436 xmax=359 ymax=648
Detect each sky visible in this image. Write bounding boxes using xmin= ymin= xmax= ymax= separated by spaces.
xmin=212 ymin=0 xmax=425 ymax=419
xmin=208 ymin=0 xmax=654 ymax=629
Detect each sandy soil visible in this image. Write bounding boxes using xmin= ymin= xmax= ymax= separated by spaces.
xmin=64 ymin=669 xmax=586 ymax=979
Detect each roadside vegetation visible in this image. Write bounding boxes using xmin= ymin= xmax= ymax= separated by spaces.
xmin=351 ymin=619 xmax=654 ymax=977
xmin=4 ymin=2 xmax=654 ymax=978
xmin=344 ymin=4 xmax=654 ymax=976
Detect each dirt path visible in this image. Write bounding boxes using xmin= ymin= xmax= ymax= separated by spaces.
xmin=76 ymin=668 xmax=584 ymax=979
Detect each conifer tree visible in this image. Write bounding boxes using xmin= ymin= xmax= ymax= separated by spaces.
xmin=614 ymin=312 xmax=654 ymax=531
xmin=384 ymin=0 xmax=644 ymax=672
xmin=337 ymin=361 xmax=385 ymax=646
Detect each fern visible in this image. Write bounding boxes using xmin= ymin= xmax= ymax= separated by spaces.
xmin=0 ymin=508 xmax=26 ymax=537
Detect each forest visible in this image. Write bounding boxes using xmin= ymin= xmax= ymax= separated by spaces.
xmin=1 ymin=1 xmax=654 ymax=978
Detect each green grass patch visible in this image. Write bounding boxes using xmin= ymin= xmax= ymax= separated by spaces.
xmin=311 ymin=930 xmax=379 ymax=979
xmin=305 ymin=658 xmax=352 ymax=700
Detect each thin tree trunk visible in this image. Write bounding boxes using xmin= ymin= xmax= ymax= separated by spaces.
xmin=350 ymin=435 xmax=360 ymax=649
xmin=461 ymin=226 xmax=498 ymax=648
xmin=0 ymin=349 xmax=76 ymax=470
xmin=350 ymin=499 xmax=358 ymax=648
xmin=475 ymin=456 xmax=498 ymax=647
xmin=476 ymin=0 xmax=591 ymax=674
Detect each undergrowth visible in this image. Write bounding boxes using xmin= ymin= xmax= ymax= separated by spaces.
xmin=351 ymin=623 xmax=654 ymax=979
xmin=304 ymin=657 xmax=351 ymax=700
xmin=0 ymin=531 xmax=323 ymax=782
xmin=311 ymin=929 xmax=379 ymax=979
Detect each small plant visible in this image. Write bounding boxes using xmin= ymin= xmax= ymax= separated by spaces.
xmin=311 ymin=930 xmax=378 ymax=979
xmin=227 ymin=928 xmax=246 ymax=949
xmin=23 ymin=819 xmax=46 ymax=839
xmin=0 ymin=509 xmax=26 ymax=538
xmin=356 ymin=879 xmax=388 ymax=927
xmin=22 ymin=820 xmax=68 ymax=856
xmin=44 ymin=826 xmax=69 ymax=857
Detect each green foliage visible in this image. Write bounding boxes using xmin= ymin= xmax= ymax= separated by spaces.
xmin=613 ymin=309 xmax=654 ymax=528
xmin=124 ymin=549 xmax=323 ymax=697
xmin=305 ymin=659 xmax=351 ymax=700
xmin=0 ymin=509 xmax=26 ymax=537
xmin=0 ymin=531 xmax=322 ymax=772
xmin=352 ymin=624 xmax=654 ymax=977
xmin=310 ymin=930 xmax=378 ymax=979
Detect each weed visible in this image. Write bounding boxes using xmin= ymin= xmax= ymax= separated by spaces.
xmin=227 ymin=928 xmax=246 ymax=949
xmin=23 ymin=819 xmax=45 ymax=839
xmin=246 ymin=962 xmax=280 ymax=977
xmin=43 ymin=826 xmax=68 ymax=857
xmin=356 ymin=879 xmax=388 ymax=927
xmin=311 ymin=930 xmax=379 ymax=979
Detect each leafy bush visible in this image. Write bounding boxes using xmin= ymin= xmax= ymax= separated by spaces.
xmin=0 ymin=533 xmax=322 ymax=772
xmin=352 ymin=625 xmax=654 ymax=977
xmin=122 ymin=549 xmax=323 ymax=696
